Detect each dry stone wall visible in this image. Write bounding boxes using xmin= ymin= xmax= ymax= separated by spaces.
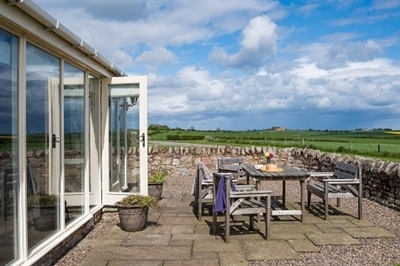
xmin=1 ymin=145 xmax=398 ymax=210
xmin=144 ymin=145 xmax=400 ymax=210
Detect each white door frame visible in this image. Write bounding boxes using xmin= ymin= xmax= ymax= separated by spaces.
xmin=101 ymin=76 xmax=148 ymax=205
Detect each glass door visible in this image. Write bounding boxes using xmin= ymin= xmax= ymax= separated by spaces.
xmin=26 ymin=44 xmax=62 ymax=251
xmin=102 ymin=76 xmax=147 ymax=205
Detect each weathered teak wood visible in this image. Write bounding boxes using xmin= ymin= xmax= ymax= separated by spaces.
xmin=307 ymin=162 xmax=362 ymax=220
xmin=242 ymin=165 xmax=310 ymax=222
xmin=217 ymin=157 xmax=246 ymax=182
xmin=218 ymin=157 xmax=262 ymax=186
xmin=212 ymin=172 xmax=272 ymax=243
xmin=193 ymin=163 xmax=213 ymax=221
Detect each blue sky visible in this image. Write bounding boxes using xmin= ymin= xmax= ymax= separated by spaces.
xmin=35 ymin=0 xmax=400 ymax=131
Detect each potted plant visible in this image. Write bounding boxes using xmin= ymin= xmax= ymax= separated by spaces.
xmin=115 ymin=194 xmax=159 ymax=232
xmin=148 ymin=166 xmax=168 ymax=200
xmin=28 ymin=194 xmax=59 ymax=231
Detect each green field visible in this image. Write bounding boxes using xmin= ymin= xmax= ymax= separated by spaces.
xmin=148 ymin=126 xmax=400 ymax=162
xmin=2 ymin=128 xmax=399 ymax=161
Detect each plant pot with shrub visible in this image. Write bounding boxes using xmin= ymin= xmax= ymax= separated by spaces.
xmin=148 ymin=166 xmax=168 ymax=200
xmin=115 ymin=194 xmax=159 ymax=232
xmin=28 ymin=194 xmax=59 ymax=231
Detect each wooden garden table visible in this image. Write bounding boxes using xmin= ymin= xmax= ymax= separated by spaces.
xmin=242 ymin=164 xmax=310 ymax=222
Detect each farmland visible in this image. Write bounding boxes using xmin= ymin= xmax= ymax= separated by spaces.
xmin=148 ymin=126 xmax=400 ymax=162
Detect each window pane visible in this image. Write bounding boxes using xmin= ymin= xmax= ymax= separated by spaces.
xmin=89 ymin=75 xmax=100 ymax=208
xmin=26 ymin=43 xmax=62 ymax=250
xmin=64 ymin=62 xmax=85 ymax=223
xmin=0 ymin=28 xmax=19 ymax=265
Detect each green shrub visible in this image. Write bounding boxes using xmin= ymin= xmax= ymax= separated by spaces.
xmin=117 ymin=194 xmax=159 ymax=210
xmin=148 ymin=166 xmax=168 ymax=183
xmin=28 ymin=194 xmax=58 ymax=207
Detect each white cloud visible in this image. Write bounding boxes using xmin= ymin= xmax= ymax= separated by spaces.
xmin=134 ymin=47 xmax=178 ymax=69
xmin=317 ymin=97 xmax=332 ymax=108
xmin=209 ymin=15 xmax=277 ymax=70
xmin=33 ymin=0 xmax=399 ymax=130
xmin=294 ymin=3 xmax=320 ymax=17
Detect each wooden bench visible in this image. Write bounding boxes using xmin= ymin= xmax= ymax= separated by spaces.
xmin=307 ymin=162 xmax=362 ymax=220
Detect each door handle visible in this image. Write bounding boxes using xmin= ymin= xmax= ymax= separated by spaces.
xmin=52 ymin=134 xmax=59 ymax=148
xmin=139 ymin=133 xmax=145 ymax=147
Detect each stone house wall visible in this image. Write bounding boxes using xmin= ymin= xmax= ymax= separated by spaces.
xmin=145 ymin=145 xmax=400 ymax=210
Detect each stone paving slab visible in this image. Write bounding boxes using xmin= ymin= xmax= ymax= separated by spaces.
xmin=169 ymin=239 xmax=193 ymax=246
xmin=78 ymin=239 xmax=123 ymax=247
xmin=161 ymin=216 xmax=199 ymax=225
xmin=306 ymin=232 xmax=360 ymax=245
xmin=164 ymin=260 xmax=219 ymax=266
xmin=122 ymin=233 xmax=172 ymax=246
xmin=75 ymin=198 xmax=399 ymax=265
xmin=191 ymin=252 xmax=219 ymax=260
xmin=347 ymin=218 xmax=376 ymax=227
xmin=343 ymin=226 xmax=397 ymax=238
xmin=79 ymin=259 xmax=109 ymax=266
xmin=101 ymin=226 xmax=130 ymax=239
xmin=195 ymin=224 xmax=213 ymax=234
xmin=219 ymin=252 xmax=248 ymax=266
xmin=303 ymin=215 xmax=332 ymax=224
xmin=269 ymin=233 xmax=307 ymax=240
xmin=148 ymin=224 xmax=195 ymax=234
xmin=318 ymin=227 xmax=345 ymax=233
xmin=172 ymin=233 xmax=217 ymax=241
xmin=287 ymin=239 xmax=319 ymax=252
xmin=314 ymin=219 xmax=358 ymax=229
xmin=193 ymin=239 xmax=243 ymax=253
xmin=272 ymin=223 xmax=322 ymax=234
xmin=108 ymin=260 xmax=163 ymax=266
xmin=242 ymin=240 xmax=299 ymax=260
xmin=85 ymin=245 xmax=191 ymax=261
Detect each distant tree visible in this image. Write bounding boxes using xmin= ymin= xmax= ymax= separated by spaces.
xmin=148 ymin=124 xmax=170 ymax=131
xmin=216 ymin=127 xmax=221 ymax=132
xmin=188 ymin=126 xmax=196 ymax=131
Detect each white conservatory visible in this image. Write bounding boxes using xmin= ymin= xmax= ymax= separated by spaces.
xmin=0 ymin=0 xmax=148 ymax=265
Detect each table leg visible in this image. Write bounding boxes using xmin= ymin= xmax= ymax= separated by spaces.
xmin=282 ymin=181 xmax=286 ymax=206
xmin=300 ymin=180 xmax=305 ymax=223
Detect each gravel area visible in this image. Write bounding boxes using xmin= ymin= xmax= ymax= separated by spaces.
xmin=53 ymin=211 xmax=119 ymax=266
xmin=253 ymin=181 xmax=400 ymax=266
xmin=53 ymin=181 xmax=400 ymax=266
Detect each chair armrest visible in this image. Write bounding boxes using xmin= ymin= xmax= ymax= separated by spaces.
xmin=307 ymin=172 xmax=334 ymax=183
xmin=230 ymin=190 xmax=272 ymax=198
xmin=321 ymin=178 xmax=360 ymax=184
xmin=235 ymin=185 xmax=256 ymax=192
xmin=309 ymin=172 xmax=334 ymax=178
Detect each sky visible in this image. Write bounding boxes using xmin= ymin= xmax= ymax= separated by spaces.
xmin=34 ymin=0 xmax=400 ymax=131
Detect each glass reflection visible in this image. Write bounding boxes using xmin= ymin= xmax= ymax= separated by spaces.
xmin=109 ymin=84 xmax=140 ymax=193
xmin=64 ymin=63 xmax=85 ymax=223
xmin=26 ymin=43 xmax=61 ymax=251
xmin=0 ymin=28 xmax=19 ymax=266
xmin=89 ymin=75 xmax=100 ymax=208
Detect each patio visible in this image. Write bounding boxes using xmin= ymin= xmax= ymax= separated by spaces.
xmin=56 ymin=195 xmax=399 ymax=266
